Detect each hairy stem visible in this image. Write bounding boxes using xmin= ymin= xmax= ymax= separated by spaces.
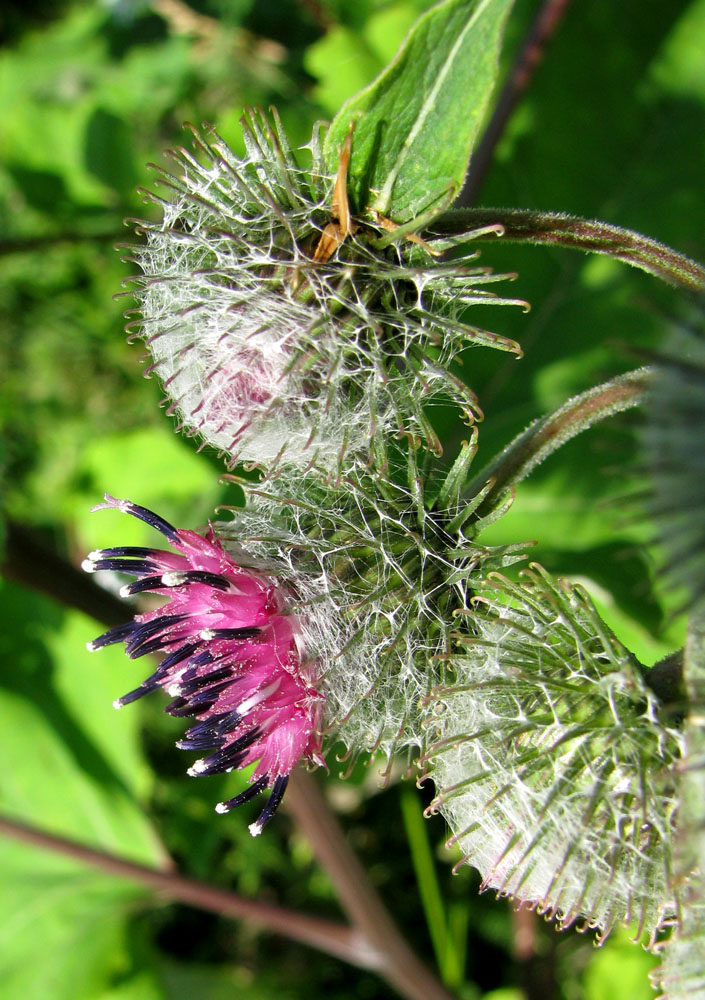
xmin=0 ymin=813 xmax=364 ymax=965
xmin=456 ymin=0 xmax=574 ymax=206
xmin=287 ymin=771 xmax=456 ymax=1000
xmin=464 ymin=368 xmax=649 ymax=517
xmin=431 ymin=208 xmax=705 ymax=291
xmin=1 ymin=520 xmax=455 ymax=1000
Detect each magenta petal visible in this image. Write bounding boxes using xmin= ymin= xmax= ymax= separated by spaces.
xmin=85 ymin=497 xmax=323 ymax=832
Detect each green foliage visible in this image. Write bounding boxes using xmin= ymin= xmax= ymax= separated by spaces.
xmin=324 ymin=0 xmax=513 ymax=220
xmin=0 ymin=582 xmax=164 ymax=999
xmin=0 ymin=583 xmax=162 ymax=856
xmin=0 ymin=843 xmax=150 ymax=1000
xmin=1 ymin=1 xmax=705 ymax=998
xmin=584 ymin=931 xmax=658 ymax=1000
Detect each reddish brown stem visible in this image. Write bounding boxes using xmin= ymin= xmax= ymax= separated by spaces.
xmin=287 ymin=770 xmax=456 ymax=1000
xmin=431 ymin=208 xmax=705 ymax=291
xmin=0 ymin=813 xmax=364 ymax=966
xmin=457 ymin=0 xmax=574 ymax=206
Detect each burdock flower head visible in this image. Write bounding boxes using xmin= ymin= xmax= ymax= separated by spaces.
xmin=83 ymin=495 xmax=324 ymax=835
xmin=124 ymin=108 xmax=524 ymax=475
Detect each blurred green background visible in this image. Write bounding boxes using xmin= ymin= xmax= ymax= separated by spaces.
xmin=1 ymin=1 xmax=704 ymax=997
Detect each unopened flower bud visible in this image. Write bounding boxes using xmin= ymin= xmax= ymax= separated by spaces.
xmin=125 ymin=109 xmax=525 ymax=474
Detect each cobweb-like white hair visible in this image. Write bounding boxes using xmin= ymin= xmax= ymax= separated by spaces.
xmin=213 ymin=458 xmax=527 ymax=769
xmin=422 ymin=566 xmax=683 ymax=943
xmin=124 ymin=108 xmax=526 ymax=476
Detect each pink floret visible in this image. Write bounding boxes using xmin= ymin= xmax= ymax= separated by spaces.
xmin=85 ymin=495 xmax=323 ymax=834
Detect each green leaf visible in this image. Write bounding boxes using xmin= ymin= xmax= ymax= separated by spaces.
xmin=324 ymin=0 xmax=514 ymax=222
xmin=0 ymin=580 xmax=163 ymax=862
xmin=584 ymin=929 xmax=657 ymax=1000
xmin=0 ymin=581 xmax=166 ymax=1000
xmin=84 ymin=107 xmax=138 ymax=197
xmin=0 ymin=841 xmax=151 ymax=1000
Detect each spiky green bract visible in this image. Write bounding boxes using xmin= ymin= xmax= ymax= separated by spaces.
xmin=653 ymin=608 xmax=705 ymax=1000
xmin=124 ymin=108 xmax=524 ymax=476
xmin=642 ymin=320 xmax=705 ymax=609
xmin=216 ymin=443 xmax=527 ymax=768
xmin=422 ymin=566 xmax=683 ymax=941
xmin=655 ymin=901 xmax=705 ymax=1000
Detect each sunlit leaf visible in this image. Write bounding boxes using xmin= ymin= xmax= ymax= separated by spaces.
xmin=0 ymin=581 xmax=163 ymax=861
xmin=324 ymin=0 xmax=513 ymax=220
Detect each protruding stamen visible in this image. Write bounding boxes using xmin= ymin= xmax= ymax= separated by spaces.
xmin=161 ymin=570 xmax=232 ymax=591
xmin=114 ymin=663 xmax=170 ymax=708
xmin=88 ymin=546 xmax=156 ymax=560
xmin=216 ymin=774 xmax=268 ymax=814
xmin=188 ymin=650 xmax=215 ymax=668
xmin=158 ymin=641 xmax=203 ymax=672
xmin=177 ymin=666 xmax=233 ymax=697
xmin=113 ymin=686 xmax=152 ymax=708
xmin=182 ymin=710 xmax=241 ymax=746
xmin=248 ymin=775 xmax=289 ymax=836
xmin=188 ymin=728 xmax=260 ymax=776
xmin=93 ymin=495 xmax=180 ymax=542
xmin=177 ymin=733 xmax=226 ymax=752
xmin=199 ymin=626 xmax=261 ymax=641
xmin=125 ymin=614 xmax=187 ymax=657
xmin=120 ymin=576 xmax=170 ymax=597
xmin=87 ymin=558 xmax=160 ymax=576
xmin=165 ymin=696 xmax=209 ymax=718
xmin=87 ymin=621 xmax=137 ymax=651
xmin=185 ymin=678 xmax=236 ymax=708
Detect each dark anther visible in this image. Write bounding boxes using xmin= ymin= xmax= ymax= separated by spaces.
xmin=252 ymin=774 xmax=290 ymax=832
xmin=119 ymin=500 xmax=180 ymax=543
xmin=89 ymin=621 xmax=138 ymax=650
xmin=217 ymin=774 xmax=269 ymax=812
xmin=205 ymin=627 xmax=261 ymax=640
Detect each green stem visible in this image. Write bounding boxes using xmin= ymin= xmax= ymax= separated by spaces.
xmin=431 ymin=208 xmax=705 ymax=291
xmin=400 ymin=786 xmax=453 ymax=986
xmin=463 ymin=368 xmax=649 ymax=518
